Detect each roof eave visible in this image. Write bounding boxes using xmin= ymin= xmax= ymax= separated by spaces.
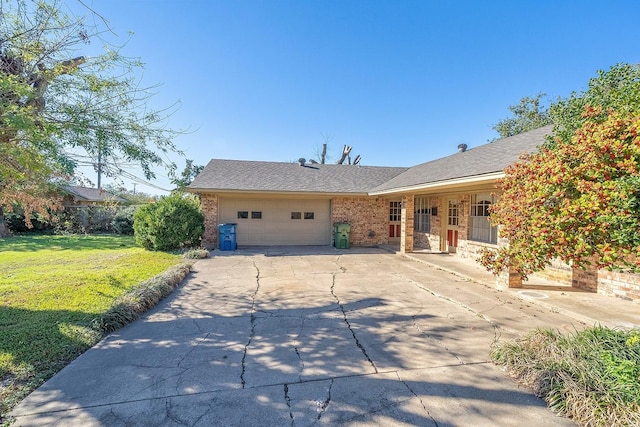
xmin=187 ymin=188 xmax=372 ymax=197
xmin=368 ymin=171 xmax=505 ymax=196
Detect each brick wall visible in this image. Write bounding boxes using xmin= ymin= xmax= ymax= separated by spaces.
xmin=200 ymin=193 xmax=219 ymax=249
xmin=572 ymin=263 xmax=599 ymax=292
xmin=331 ymin=196 xmax=390 ymax=246
xmin=401 ymin=195 xmax=414 ymax=253
xmin=598 ymin=269 xmax=640 ymax=302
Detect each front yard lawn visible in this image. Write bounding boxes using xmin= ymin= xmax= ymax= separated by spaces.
xmin=0 ymin=234 xmax=184 ymax=420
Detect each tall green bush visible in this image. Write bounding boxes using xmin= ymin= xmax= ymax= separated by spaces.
xmin=112 ymin=206 xmax=138 ymax=235
xmin=133 ymin=193 xmax=204 ymax=251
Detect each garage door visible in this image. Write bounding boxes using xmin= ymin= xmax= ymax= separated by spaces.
xmin=219 ymin=198 xmax=331 ymax=245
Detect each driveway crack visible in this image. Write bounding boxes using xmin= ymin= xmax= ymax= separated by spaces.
xmin=294 ymin=317 xmax=305 ymax=380
xmin=411 ymin=313 xmax=464 ymax=365
xmin=240 ymin=261 xmax=261 ymax=388
xmin=315 ymin=378 xmax=334 ymax=421
xmin=284 ymin=383 xmax=294 ymax=425
xmin=403 ymin=275 xmax=503 ymax=342
xmin=331 ymin=274 xmax=378 ymax=373
xmin=395 ymin=371 xmax=440 ymax=426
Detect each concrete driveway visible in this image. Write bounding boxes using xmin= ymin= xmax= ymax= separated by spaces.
xmin=11 ymin=247 xmax=575 ymax=426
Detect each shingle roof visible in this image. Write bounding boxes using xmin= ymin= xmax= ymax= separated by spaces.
xmin=62 ymin=185 xmax=129 ymax=203
xmin=370 ymin=125 xmax=551 ymax=193
xmin=188 ymin=159 xmax=408 ymax=194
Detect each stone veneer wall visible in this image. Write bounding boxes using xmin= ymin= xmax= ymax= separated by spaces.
xmin=530 ymin=258 xmax=573 ymax=286
xmin=331 ymin=196 xmax=390 ymax=246
xmin=200 ymin=193 xmax=219 ymax=249
xmin=457 ymin=240 xmax=494 ymax=260
xmin=413 ymin=197 xmax=442 ymax=251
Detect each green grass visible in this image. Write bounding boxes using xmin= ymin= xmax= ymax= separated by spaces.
xmin=492 ymin=326 xmax=640 ymax=426
xmin=0 ymin=234 xmax=185 ymax=420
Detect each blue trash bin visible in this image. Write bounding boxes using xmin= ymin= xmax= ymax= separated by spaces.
xmin=218 ymin=223 xmax=237 ymax=251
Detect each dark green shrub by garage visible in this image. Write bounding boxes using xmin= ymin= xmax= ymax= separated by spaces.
xmin=134 ymin=193 xmax=204 ymax=251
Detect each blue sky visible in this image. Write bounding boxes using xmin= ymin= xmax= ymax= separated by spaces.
xmin=78 ymin=1 xmax=640 ymax=193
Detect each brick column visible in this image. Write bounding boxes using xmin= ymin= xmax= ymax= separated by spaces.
xmin=495 ymin=225 xmax=522 ymax=289
xmin=200 ymin=193 xmax=219 ymax=249
xmin=497 ymin=266 xmax=523 ymax=289
xmin=400 ymin=195 xmax=414 ymax=254
xmin=572 ymin=257 xmax=598 ymax=291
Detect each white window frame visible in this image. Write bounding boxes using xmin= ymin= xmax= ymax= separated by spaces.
xmin=389 ymin=201 xmax=402 ymax=222
xmin=414 ymin=196 xmax=432 ymax=233
xmin=470 ymin=193 xmax=498 ymax=244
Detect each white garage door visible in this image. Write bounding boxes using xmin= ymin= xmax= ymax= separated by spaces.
xmin=219 ymin=198 xmax=331 ymax=246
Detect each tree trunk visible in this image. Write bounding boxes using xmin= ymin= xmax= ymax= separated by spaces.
xmin=321 ymin=143 xmax=327 ymax=164
xmin=337 ymin=145 xmax=352 ymax=164
xmin=0 ymin=207 xmax=12 ymax=237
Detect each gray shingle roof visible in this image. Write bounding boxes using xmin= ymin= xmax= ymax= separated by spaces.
xmin=370 ymin=125 xmax=551 ymax=193
xmin=62 ymin=185 xmax=129 ymax=203
xmin=188 ymin=159 xmax=408 ymax=194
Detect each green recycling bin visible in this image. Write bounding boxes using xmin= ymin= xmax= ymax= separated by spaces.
xmin=334 ymin=223 xmax=351 ymax=249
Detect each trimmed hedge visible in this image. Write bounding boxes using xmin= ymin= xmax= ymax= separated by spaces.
xmin=134 ymin=193 xmax=204 ymax=251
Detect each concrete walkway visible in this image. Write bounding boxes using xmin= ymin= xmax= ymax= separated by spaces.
xmin=396 ymin=248 xmax=639 ymax=330
xmin=11 ymin=246 xmax=636 ymax=426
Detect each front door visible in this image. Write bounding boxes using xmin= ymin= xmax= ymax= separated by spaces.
xmin=389 ymin=200 xmax=402 ymax=241
xmin=444 ymin=199 xmax=460 ymax=253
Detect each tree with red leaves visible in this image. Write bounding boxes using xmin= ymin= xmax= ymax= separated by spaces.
xmin=481 ymin=109 xmax=640 ymax=277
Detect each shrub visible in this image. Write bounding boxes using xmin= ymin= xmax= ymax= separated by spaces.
xmin=5 ymin=209 xmax=52 ymax=232
xmin=182 ymin=248 xmax=209 ymax=259
xmin=112 ymin=206 xmax=138 ymax=235
xmin=52 ymin=206 xmax=119 ymax=234
xmin=492 ymin=326 xmax=640 ymax=426
xmin=92 ymin=262 xmax=193 ymax=333
xmin=133 ymin=193 xmax=204 ymax=251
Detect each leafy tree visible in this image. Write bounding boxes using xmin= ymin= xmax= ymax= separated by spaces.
xmin=492 ymin=93 xmax=551 ymax=139
xmin=548 ymin=63 xmax=640 ymax=147
xmin=134 ymin=192 xmax=203 ymax=251
xmin=0 ymin=0 xmax=181 ymax=235
xmin=481 ymin=109 xmax=640 ymax=277
xmin=482 ymin=63 xmax=640 ymax=277
xmin=171 ymin=159 xmax=203 ymax=190
xmin=104 ymin=185 xmax=159 ymax=205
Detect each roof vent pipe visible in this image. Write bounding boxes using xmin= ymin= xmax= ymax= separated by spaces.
xmin=298 ymin=157 xmax=306 ymax=166
xmin=457 ymin=143 xmax=468 ymax=153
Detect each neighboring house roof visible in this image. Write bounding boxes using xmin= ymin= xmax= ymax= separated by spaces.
xmin=188 ymin=159 xmax=408 ymax=194
xmin=62 ymin=185 xmax=129 ymax=203
xmin=370 ymin=125 xmax=552 ymax=194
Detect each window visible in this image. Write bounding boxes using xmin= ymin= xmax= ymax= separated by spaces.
xmin=448 ymin=200 xmax=460 ymax=226
xmin=291 ymin=212 xmax=301 ymax=220
xmin=237 ymin=211 xmax=248 ymax=219
xmin=414 ymin=197 xmax=432 ymax=233
xmin=389 ymin=201 xmax=402 ymax=221
xmin=304 ymin=212 xmax=314 ymax=220
xmin=251 ymin=211 xmax=262 ymax=219
xmin=470 ymin=193 xmax=498 ymax=244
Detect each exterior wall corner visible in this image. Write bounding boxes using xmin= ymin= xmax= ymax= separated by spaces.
xmin=200 ymin=193 xmax=219 ymax=249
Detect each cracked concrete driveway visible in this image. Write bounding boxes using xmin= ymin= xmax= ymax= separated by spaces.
xmin=11 ymin=247 xmax=574 ymax=426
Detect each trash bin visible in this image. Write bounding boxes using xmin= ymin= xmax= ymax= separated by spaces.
xmin=218 ymin=223 xmax=237 ymax=251
xmin=334 ymin=223 xmax=351 ymax=249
